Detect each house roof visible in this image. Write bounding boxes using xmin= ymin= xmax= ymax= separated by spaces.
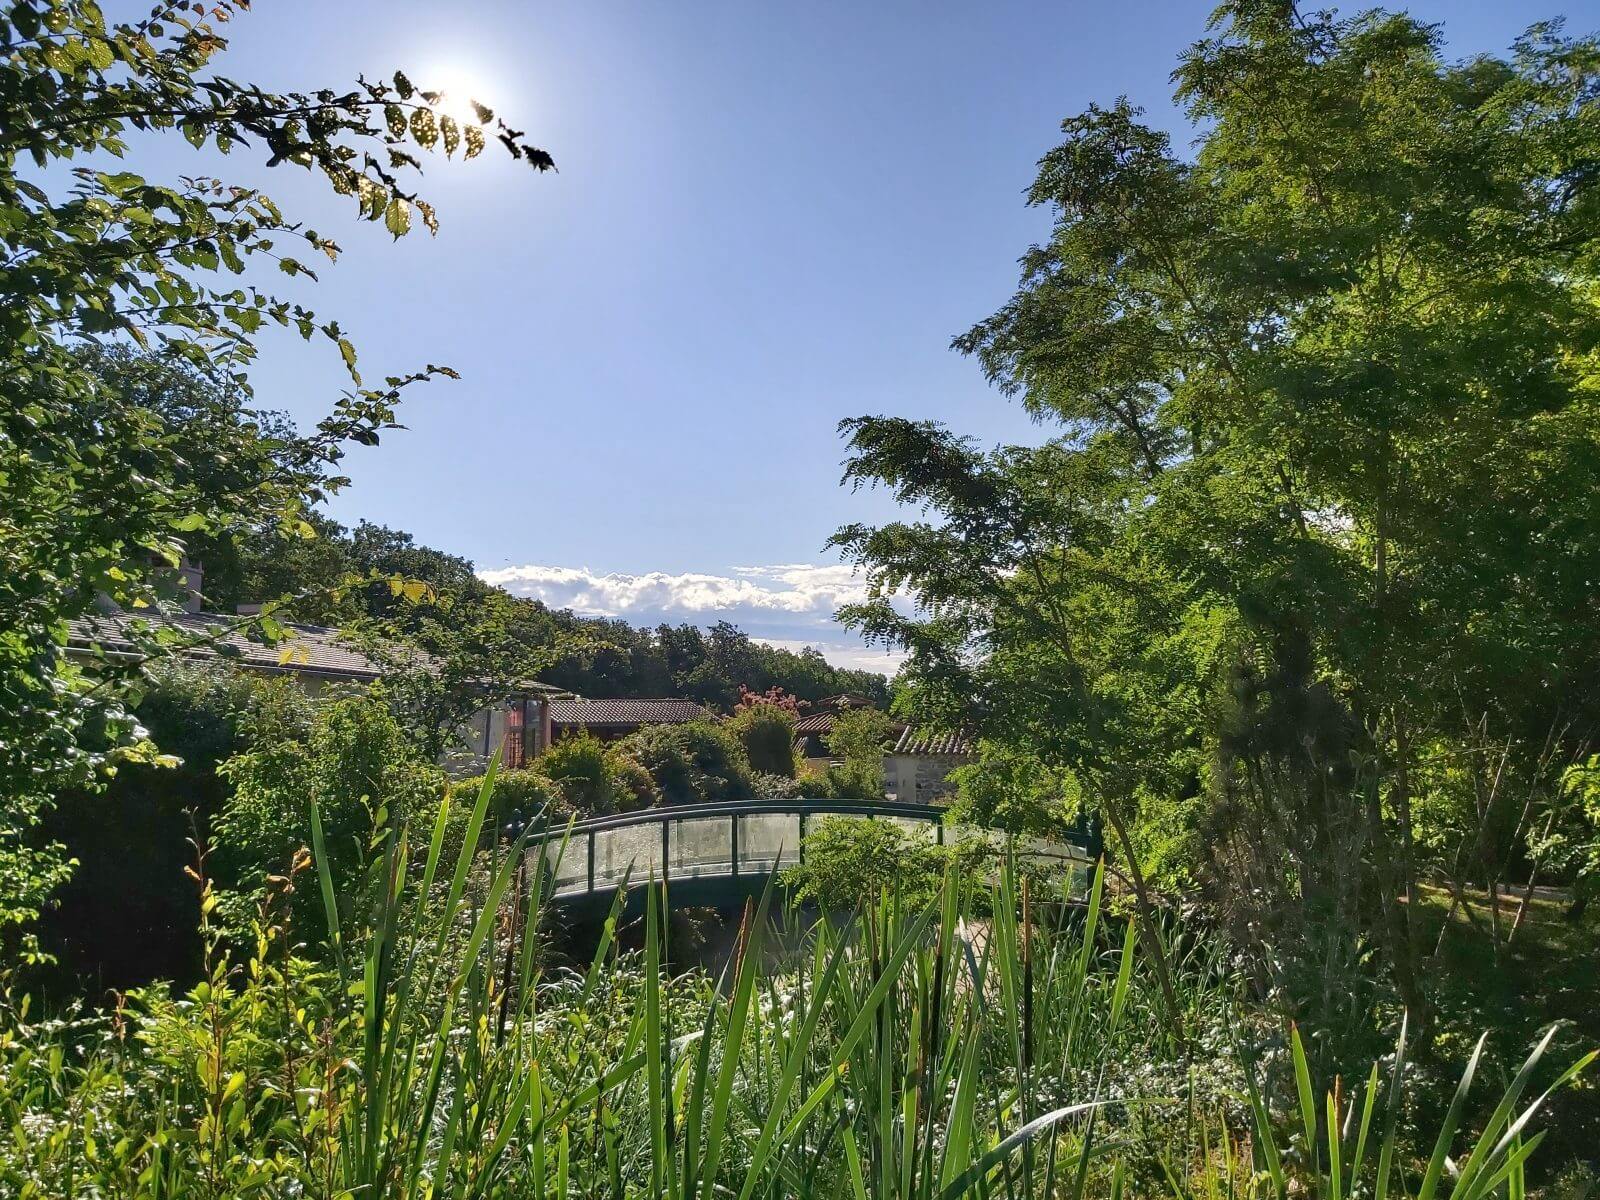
xmin=69 ymin=610 xmax=385 ymax=681
xmin=792 ymin=711 xmax=838 ymax=735
xmin=549 ymin=698 xmax=710 ymax=727
xmin=891 ymin=727 xmax=974 ymax=757
xmin=67 ymin=610 xmax=569 ymax=694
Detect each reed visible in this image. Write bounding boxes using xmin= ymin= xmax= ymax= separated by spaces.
xmin=0 ymin=758 xmax=1590 ymax=1197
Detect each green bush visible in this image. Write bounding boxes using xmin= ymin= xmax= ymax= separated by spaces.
xmin=727 ymin=702 xmax=797 ymax=776
xmin=538 ymin=732 xmax=617 ymax=815
xmin=440 ymin=768 xmax=571 ymax=865
xmin=618 ymin=720 xmax=752 ymax=805
xmin=0 ymin=785 xmax=1588 ymax=1198
xmin=214 ymin=694 xmax=441 ymax=940
xmin=821 ymin=708 xmax=895 ymax=799
xmin=451 ymin=767 xmax=566 ymax=825
xmin=604 ymin=750 xmax=658 ymax=812
xmin=782 ymin=814 xmax=945 ymax=908
xmin=38 ymin=662 xmax=310 ymax=991
xmin=794 ymin=768 xmax=834 ymax=798
xmin=792 ymin=760 xmax=885 ymax=800
xmin=751 ymin=771 xmax=803 ymax=799
xmin=945 ymin=742 xmax=1082 ymax=838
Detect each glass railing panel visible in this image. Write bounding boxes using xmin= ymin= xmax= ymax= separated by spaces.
xmin=541 ymin=833 xmax=591 ymax=896
xmin=885 ymin=815 xmax=939 ymax=845
xmin=669 ymin=816 xmax=734 ymax=878
xmin=738 ymin=811 xmax=800 ymax=872
xmin=593 ymin=823 xmax=662 ymax=890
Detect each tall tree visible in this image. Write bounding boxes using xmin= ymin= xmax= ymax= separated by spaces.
xmin=834 ymin=3 xmax=1600 ymax=1032
xmin=0 ymin=0 xmax=552 ymax=953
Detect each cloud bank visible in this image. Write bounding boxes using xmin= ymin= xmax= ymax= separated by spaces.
xmin=478 ymin=562 xmax=904 ymax=674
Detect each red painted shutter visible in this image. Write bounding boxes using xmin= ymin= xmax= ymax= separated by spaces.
xmin=503 ymin=704 xmax=525 ymax=770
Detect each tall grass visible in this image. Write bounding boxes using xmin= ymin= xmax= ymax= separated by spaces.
xmin=0 ymin=761 xmax=1591 ymax=1197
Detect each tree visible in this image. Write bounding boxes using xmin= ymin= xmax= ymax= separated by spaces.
xmin=618 ymin=721 xmax=752 ymax=806
xmin=353 ymin=587 xmax=568 ymax=762
xmin=833 ymin=4 xmax=1600 ymax=1038
xmin=1535 ymin=755 xmax=1600 ymax=923
xmin=444 ymin=608 xmax=890 ymax=712
xmin=817 ymin=707 xmax=895 ymax=800
xmin=728 ymin=700 xmax=798 ymax=777
xmin=945 ymin=743 xmax=1082 ymax=840
xmin=0 ymin=0 xmax=553 ymax=949
xmin=38 ymin=661 xmax=306 ymax=991
xmin=782 ymin=815 xmax=944 ymax=910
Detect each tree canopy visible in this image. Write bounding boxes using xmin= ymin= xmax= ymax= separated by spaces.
xmin=833 ymin=2 xmax=1600 ymax=1033
xmin=0 ymin=0 xmax=552 ymax=952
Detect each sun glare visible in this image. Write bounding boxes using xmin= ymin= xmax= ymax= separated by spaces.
xmin=423 ymin=64 xmax=498 ymax=127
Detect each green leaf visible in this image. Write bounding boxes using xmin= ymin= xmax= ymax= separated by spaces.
xmin=409 ymin=109 xmax=437 ymax=150
xmin=384 ymin=197 xmax=411 ymax=239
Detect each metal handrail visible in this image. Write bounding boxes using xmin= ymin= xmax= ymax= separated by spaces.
xmin=527 ymin=798 xmax=1102 ymax=901
xmin=554 ymin=798 xmax=953 ymax=836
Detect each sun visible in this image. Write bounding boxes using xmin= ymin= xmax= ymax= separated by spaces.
xmin=422 ymin=64 xmax=497 ymax=128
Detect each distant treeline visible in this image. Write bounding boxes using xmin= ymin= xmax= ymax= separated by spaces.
xmin=203 ymin=515 xmax=890 ymax=711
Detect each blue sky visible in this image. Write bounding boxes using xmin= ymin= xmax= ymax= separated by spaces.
xmin=145 ymin=1 xmax=1598 ymax=671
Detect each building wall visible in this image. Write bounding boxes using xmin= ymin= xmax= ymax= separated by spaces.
xmin=460 ymin=697 xmax=552 ymax=775
xmin=883 ymin=753 xmax=970 ymax=804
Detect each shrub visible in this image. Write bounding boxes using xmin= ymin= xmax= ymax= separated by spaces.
xmin=445 ymin=768 xmax=570 ymax=873
xmin=823 ymin=707 xmax=895 ymax=762
xmin=38 ymin=662 xmax=310 ymax=991
xmin=437 ymin=770 xmax=571 ymax=869
xmin=214 ymin=694 xmax=441 ymax=940
xmin=451 ymin=767 xmax=566 ymax=824
xmin=791 ymin=760 xmax=886 ymax=800
xmin=821 ymin=708 xmax=895 ymax=799
xmin=945 ymin=742 xmax=1082 ymax=838
xmin=727 ymin=702 xmax=798 ymax=776
xmin=604 ymin=751 xmax=658 ymax=812
xmin=538 ymin=732 xmax=617 ymax=815
xmin=794 ymin=767 xmax=835 ymax=798
xmin=618 ymin=720 xmax=752 ymax=805
xmin=782 ymin=815 xmax=944 ymax=909
xmin=751 ymin=771 xmax=803 ymax=799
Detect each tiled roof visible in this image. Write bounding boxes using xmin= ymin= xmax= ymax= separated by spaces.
xmin=68 ymin=610 xmax=384 ymax=680
xmin=67 ymin=610 xmax=568 ymax=694
xmin=549 ymin=698 xmax=709 ymax=727
xmin=792 ymin=712 xmax=837 ymax=734
xmin=891 ymin=727 xmax=974 ymax=757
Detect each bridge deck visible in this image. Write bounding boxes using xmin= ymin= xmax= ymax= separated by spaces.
xmin=530 ymin=799 xmax=1100 ymax=903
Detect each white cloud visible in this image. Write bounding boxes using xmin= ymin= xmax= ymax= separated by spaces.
xmin=478 ymin=561 xmax=902 ymax=674
xmin=751 ymin=637 xmax=907 ymax=675
xmin=478 ymin=562 xmax=875 ymax=620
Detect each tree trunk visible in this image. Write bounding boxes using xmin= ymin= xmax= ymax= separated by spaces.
xmin=1366 ymin=772 xmax=1429 ymax=1026
xmin=1102 ymin=796 xmax=1188 ymax=1049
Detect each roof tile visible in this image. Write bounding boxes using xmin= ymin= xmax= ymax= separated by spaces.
xmin=891 ymin=727 xmax=974 ymax=757
xmin=549 ymin=698 xmax=709 ymax=727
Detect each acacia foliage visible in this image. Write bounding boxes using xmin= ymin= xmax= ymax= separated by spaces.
xmin=832 ymin=3 xmax=1600 ymax=1031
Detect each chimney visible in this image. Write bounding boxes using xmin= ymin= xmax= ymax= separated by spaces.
xmin=178 ymin=558 xmax=204 ymax=614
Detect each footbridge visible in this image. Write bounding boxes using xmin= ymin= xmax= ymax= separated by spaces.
xmin=530 ymin=799 xmax=1102 ymax=914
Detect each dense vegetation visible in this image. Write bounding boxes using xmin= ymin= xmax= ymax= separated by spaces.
xmin=4 ymin=769 xmax=1591 ymax=1199
xmin=4 ymin=0 xmax=1600 ymax=1194
xmin=202 ymin=516 xmax=891 ymax=713
xmin=835 ymin=1 xmax=1600 ymax=1078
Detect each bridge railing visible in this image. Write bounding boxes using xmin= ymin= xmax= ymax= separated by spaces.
xmin=530 ymin=799 xmax=1099 ymax=899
